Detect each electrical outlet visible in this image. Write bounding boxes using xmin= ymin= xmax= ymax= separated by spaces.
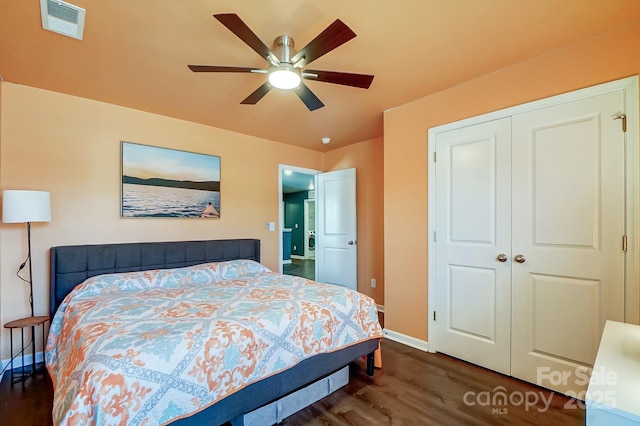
xmin=371 ymin=278 xmax=376 ymax=288
xmin=293 ymin=245 xmax=297 ymax=251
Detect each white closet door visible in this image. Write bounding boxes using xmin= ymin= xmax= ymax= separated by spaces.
xmin=510 ymin=90 xmax=626 ymax=396
xmin=434 ymin=117 xmax=512 ymax=374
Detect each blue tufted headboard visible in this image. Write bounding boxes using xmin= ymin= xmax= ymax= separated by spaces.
xmin=49 ymin=239 xmax=260 ymax=318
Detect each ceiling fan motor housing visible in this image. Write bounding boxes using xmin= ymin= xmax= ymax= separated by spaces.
xmin=273 ymin=35 xmax=296 ymax=64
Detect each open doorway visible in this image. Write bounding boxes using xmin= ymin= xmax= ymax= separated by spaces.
xmin=279 ymin=165 xmax=320 ymax=280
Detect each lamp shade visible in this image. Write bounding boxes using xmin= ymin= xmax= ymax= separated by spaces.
xmin=2 ymin=190 xmax=51 ymax=223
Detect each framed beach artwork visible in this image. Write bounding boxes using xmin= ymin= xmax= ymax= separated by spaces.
xmin=121 ymin=141 xmax=221 ymax=218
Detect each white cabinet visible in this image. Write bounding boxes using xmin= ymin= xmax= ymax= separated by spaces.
xmin=586 ymin=320 xmax=640 ymax=425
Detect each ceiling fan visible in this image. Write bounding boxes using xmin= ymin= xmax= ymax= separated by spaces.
xmin=188 ymin=13 xmax=374 ymax=111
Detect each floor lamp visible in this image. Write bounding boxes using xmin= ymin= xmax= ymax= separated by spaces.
xmin=2 ymin=190 xmax=51 ymax=317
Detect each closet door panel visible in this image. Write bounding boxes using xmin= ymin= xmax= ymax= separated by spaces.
xmin=434 ymin=118 xmax=512 ymax=374
xmin=510 ymin=90 xmax=626 ymax=396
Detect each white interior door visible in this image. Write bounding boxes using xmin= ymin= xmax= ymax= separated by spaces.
xmin=510 ymin=91 xmax=626 ymax=396
xmin=315 ymin=168 xmax=357 ymax=291
xmin=434 ymin=118 xmax=512 ymax=374
xmin=433 ymin=88 xmax=627 ymax=396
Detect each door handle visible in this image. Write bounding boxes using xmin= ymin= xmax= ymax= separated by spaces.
xmin=348 ymin=240 xmax=356 ymax=245
xmin=497 ymin=253 xmax=508 ymax=262
xmin=514 ymin=254 xmax=526 ymax=263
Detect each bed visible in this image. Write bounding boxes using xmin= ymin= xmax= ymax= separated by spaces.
xmin=46 ymin=239 xmax=383 ymax=426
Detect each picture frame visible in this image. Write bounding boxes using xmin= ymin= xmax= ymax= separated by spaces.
xmin=121 ymin=141 xmax=221 ymax=218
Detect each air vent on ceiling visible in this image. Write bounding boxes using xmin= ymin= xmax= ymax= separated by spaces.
xmin=40 ymin=0 xmax=85 ymax=40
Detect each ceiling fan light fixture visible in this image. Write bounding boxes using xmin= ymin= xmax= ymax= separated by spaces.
xmin=269 ymin=65 xmax=301 ymax=90
xmin=190 ymin=14 xmax=373 ymax=110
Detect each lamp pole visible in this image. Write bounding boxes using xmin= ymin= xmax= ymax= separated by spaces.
xmin=26 ymin=221 xmax=34 ymax=317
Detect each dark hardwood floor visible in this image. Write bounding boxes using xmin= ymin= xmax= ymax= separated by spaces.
xmin=0 ymin=364 xmax=53 ymax=425
xmin=286 ymin=339 xmax=584 ymax=425
xmin=0 ymin=338 xmax=585 ymax=425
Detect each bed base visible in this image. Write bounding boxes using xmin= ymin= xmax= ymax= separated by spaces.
xmin=233 ymin=365 xmax=349 ymax=426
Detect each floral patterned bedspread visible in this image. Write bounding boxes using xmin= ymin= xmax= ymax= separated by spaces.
xmin=45 ymin=259 xmax=383 ymax=426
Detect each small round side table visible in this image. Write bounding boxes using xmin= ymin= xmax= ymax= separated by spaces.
xmin=3 ymin=315 xmax=49 ymax=385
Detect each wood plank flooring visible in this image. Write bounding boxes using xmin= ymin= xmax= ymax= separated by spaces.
xmin=0 ymin=339 xmax=585 ymax=425
xmin=286 ymin=339 xmax=584 ymax=425
xmin=0 ymin=364 xmax=53 ymax=425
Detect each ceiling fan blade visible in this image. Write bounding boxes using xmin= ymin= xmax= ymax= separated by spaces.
xmin=303 ymin=70 xmax=374 ymax=89
xmin=188 ymin=65 xmax=267 ymax=73
xmin=294 ymin=83 xmax=325 ymax=111
xmin=241 ymin=82 xmax=273 ymax=105
xmin=213 ymin=14 xmax=280 ymax=66
xmin=290 ymin=19 xmax=356 ymax=68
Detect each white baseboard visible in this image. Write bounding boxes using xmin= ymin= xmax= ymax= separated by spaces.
xmin=0 ymin=351 xmax=45 ymax=381
xmin=383 ymin=328 xmax=429 ymax=352
xmin=283 ymin=259 xmax=292 ymax=264
xmin=376 ymin=304 xmax=385 ymax=313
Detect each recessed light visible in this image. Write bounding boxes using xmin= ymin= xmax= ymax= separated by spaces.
xmin=321 ymin=137 xmax=331 ymax=145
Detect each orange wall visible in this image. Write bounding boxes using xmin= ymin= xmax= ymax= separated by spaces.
xmin=0 ymin=82 xmax=385 ymax=363
xmin=383 ymin=22 xmax=640 ymax=341
xmin=324 ymin=137 xmax=384 ymax=304
xmin=0 ymin=83 xmax=323 ymax=359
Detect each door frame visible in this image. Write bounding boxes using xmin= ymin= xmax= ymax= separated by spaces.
xmin=427 ymin=76 xmax=640 ymax=353
xmin=303 ymin=199 xmax=315 ymax=259
xmin=278 ymin=164 xmax=321 ymax=273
